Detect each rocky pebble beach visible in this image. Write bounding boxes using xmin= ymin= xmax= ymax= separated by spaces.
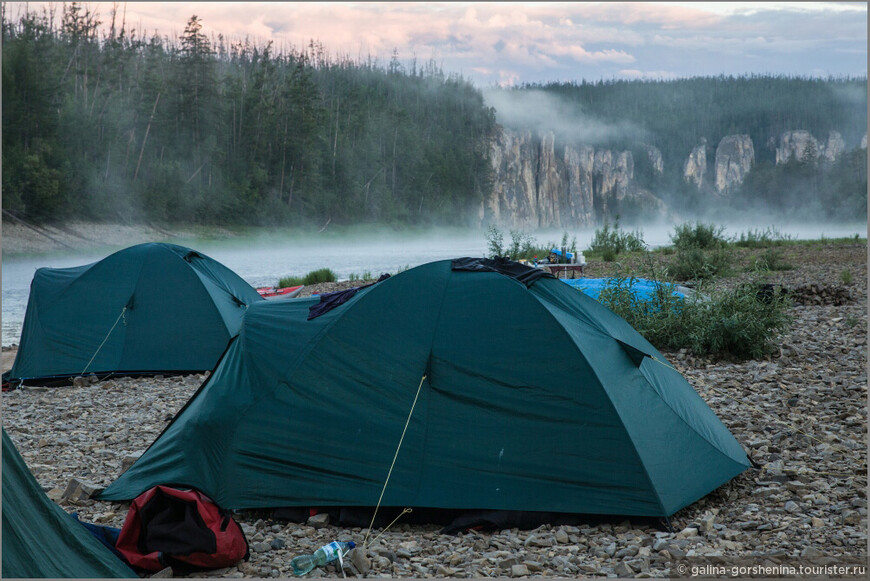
xmin=2 ymin=241 xmax=867 ymax=578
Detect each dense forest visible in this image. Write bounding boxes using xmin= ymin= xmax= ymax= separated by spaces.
xmin=2 ymin=4 xmax=497 ymax=226
xmin=2 ymin=4 xmax=866 ymax=227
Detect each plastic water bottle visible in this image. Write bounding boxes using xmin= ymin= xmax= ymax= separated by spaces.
xmin=291 ymin=540 xmax=356 ymax=576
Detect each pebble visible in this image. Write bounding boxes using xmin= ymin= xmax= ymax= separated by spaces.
xmin=510 ymin=564 xmax=529 ymax=577
xmin=2 ymin=243 xmax=866 ymax=578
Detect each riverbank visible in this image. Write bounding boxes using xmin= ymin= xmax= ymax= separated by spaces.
xmin=0 ymin=219 xmax=242 ymax=256
xmin=2 ymin=240 xmax=866 ymax=578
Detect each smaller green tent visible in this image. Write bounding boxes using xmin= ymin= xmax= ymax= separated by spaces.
xmin=2 ymin=428 xmax=137 ymax=578
xmin=5 ymin=242 xmax=263 ymax=385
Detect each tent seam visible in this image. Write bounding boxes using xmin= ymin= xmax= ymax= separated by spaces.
xmin=531 ymin=286 xmax=670 ymax=517
xmin=167 ymin=246 xmax=234 ymax=351
xmin=410 ymin=265 xmax=455 ymax=499
xmin=112 ymin=247 xmax=155 ymax=373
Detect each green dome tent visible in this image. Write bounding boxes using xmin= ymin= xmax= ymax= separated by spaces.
xmin=5 ymin=243 xmax=263 ymax=386
xmin=2 ymin=429 xmax=136 ymax=578
xmin=101 ymin=258 xmax=750 ymax=518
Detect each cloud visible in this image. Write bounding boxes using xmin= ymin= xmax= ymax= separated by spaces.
xmin=549 ymin=45 xmax=636 ymax=64
xmin=19 ymin=2 xmax=867 ymax=85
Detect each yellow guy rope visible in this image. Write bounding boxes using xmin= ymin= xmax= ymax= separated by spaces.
xmin=82 ymin=306 xmax=127 ymax=375
xmin=363 ymin=374 xmax=427 ymax=548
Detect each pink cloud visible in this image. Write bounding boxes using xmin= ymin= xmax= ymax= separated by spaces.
xmin=15 ymin=2 xmax=865 ymax=84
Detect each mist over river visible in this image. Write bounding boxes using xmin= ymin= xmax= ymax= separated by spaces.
xmin=2 ymin=222 xmax=866 ymax=346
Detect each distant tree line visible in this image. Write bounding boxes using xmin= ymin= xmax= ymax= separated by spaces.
xmin=2 ymin=4 xmax=497 ymax=226
xmin=3 ymin=3 xmax=866 ymax=227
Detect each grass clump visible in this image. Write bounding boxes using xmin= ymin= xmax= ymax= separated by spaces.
xmin=842 ymin=269 xmax=854 ymax=285
xmin=596 ymin=276 xmax=792 ymax=360
xmin=277 ymin=275 xmax=304 ymax=287
xmin=753 ymin=247 xmax=793 ymax=272
xmin=735 ymin=226 xmax=792 ymax=248
xmin=278 ymin=268 xmax=337 ymax=287
xmin=589 ymin=218 xmax=645 ymax=262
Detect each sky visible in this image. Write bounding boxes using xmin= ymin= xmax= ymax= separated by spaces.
xmin=11 ymin=2 xmax=868 ymax=85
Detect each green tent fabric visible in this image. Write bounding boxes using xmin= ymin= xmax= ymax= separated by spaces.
xmin=2 ymin=428 xmax=137 ymax=578
xmin=6 ymin=242 xmax=263 ymax=385
xmin=101 ymin=259 xmax=750 ymax=517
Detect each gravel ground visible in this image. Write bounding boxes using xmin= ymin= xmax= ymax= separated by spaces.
xmin=2 ymin=241 xmax=866 ymax=578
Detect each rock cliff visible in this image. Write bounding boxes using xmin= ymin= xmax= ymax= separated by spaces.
xmin=714 ymin=135 xmax=754 ymax=194
xmin=485 ymin=129 xmax=667 ymax=228
xmin=820 ymin=131 xmax=845 ymax=163
xmin=642 ymin=144 xmax=664 ymax=175
xmin=486 ymin=127 xmax=857 ymax=228
xmin=776 ymin=130 xmax=845 ymax=165
xmin=682 ymin=139 xmax=707 ymax=189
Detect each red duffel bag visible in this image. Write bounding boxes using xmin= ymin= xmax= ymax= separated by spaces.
xmin=115 ymin=485 xmax=249 ymax=572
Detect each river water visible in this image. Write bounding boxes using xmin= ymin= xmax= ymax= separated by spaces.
xmin=2 ymin=222 xmax=866 ymax=346
xmin=2 ymin=228 xmax=490 ymax=346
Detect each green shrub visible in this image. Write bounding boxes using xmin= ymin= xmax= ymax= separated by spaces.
xmin=485 ymin=226 xmax=577 ymax=262
xmin=683 ymin=283 xmax=793 ymax=359
xmin=600 ymin=247 xmax=618 ymax=262
xmin=507 ymin=229 xmax=536 ymax=260
xmin=485 ymin=224 xmax=505 ymax=258
xmin=594 ymin=277 xmax=792 ymax=360
xmin=670 ymin=222 xmax=728 ymax=250
xmin=668 ymin=245 xmax=735 ymax=281
xmin=590 ymin=218 xmax=645 ymax=261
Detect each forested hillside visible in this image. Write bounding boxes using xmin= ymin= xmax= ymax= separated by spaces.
xmin=2 ymin=4 xmax=866 ymax=228
xmin=2 ymin=5 xmax=496 ymax=226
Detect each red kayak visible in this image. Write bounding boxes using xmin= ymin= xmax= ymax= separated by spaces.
xmin=256 ymin=285 xmax=304 ymax=300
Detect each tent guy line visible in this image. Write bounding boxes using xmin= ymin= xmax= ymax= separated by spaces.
xmin=364 ymin=373 xmax=428 ymax=549
xmin=82 ymin=306 xmax=127 ymax=375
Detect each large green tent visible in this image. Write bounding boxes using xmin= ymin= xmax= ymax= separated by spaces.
xmin=2 ymin=428 xmax=137 ymax=578
xmin=101 ymin=258 xmax=750 ymax=517
xmin=5 ymin=242 xmax=263 ymax=385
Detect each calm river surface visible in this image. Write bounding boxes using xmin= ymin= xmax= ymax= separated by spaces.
xmin=2 ymin=229 xmax=489 ymax=346
xmin=2 ymin=222 xmax=865 ymax=346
